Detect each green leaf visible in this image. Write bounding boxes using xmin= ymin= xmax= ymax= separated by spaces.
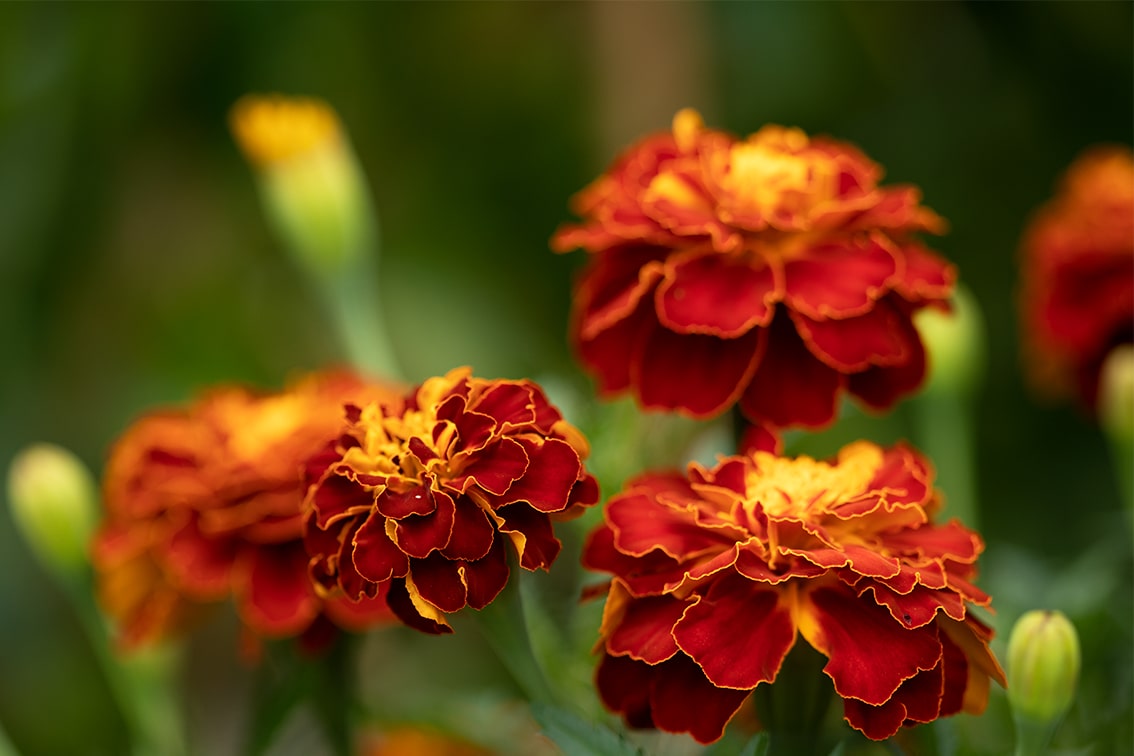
xmin=530 ymin=703 xmax=643 ymax=756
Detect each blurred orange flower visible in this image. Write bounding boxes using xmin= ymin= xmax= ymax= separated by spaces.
xmin=582 ymin=440 xmax=1004 ymax=743
xmin=1020 ymin=145 xmax=1134 ymax=409
xmin=554 ymin=109 xmax=954 ymax=434
xmin=93 ymin=371 xmax=400 ymax=649
xmin=304 ymin=368 xmax=599 ymax=634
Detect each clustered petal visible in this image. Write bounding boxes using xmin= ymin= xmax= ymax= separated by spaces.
xmin=582 ymin=440 xmax=1005 ymax=743
xmin=93 ymin=371 xmax=400 ymax=649
xmin=554 ymin=109 xmax=955 ymax=435
xmin=303 ymin=367 xmax=599 ymax=634
xmin=1019 ymin=145 xmax=1134 ymax=409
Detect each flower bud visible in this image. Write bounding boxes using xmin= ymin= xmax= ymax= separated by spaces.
xmin=229 ymin=94 xmax=374 ymax=278
xmin=914 ymin=283 xmax=986 ymax=397
xmin=1007 ymin=609 xmax=1080 ymax=728
xmin=7 ymin=443 xmax=98 ymax=576
xmin=1099 ymin=344 xmax=1134 ymax=442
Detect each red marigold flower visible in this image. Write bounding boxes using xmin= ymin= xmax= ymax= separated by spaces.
xmin=1020 ymin=145 xmax=1134 ymax=410
xmin=553 ymin=109 xmax=955 ymax=432
xmin=304 ymin=367 xmax=600 ymax=634
xmin=582 ymin=440 xmax=1005 ymax=743
xmin=93 ymin=371 xmax=400 ymax=649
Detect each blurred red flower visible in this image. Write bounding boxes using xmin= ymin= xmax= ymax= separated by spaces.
xmin=1020 ymin=145 xmax=1134 ymax=409
xmin=554 ymin=109 xmax=954 ymax=433
xmin=582 ymin=440 xmax=1004 ymax=743
xmin=304 ymin=368 xmax=599 ymax=634
xmin=93 ymin=371 xmax=399 ymax=649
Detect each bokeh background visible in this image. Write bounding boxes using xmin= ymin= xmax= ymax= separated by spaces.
xmin=1 ymin=2 xmax=1130 ymax=754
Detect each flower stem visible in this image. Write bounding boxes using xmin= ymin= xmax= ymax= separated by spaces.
xmin=751 ymin=642 xmax=833 ymax=756
xmin=468 ymin=569 xmax=558 ymax=705
xmin=910 ymin=390 xmax=979 ymax=530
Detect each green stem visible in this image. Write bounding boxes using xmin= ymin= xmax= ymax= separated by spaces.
xmin=319 ymin=261 xmax=401 ymax=380
xmin=910 ymin=390 xmax=979 ymax=530
xmin=751 ymin=642 xmax=833 ymax=756
xmin=468 ymin=569 xmax=557 ymax=705
xmin=65 ymin=574 xmax=184 ymax=756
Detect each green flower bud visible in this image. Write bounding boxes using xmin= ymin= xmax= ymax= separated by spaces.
xmin=914 ymin=283 xmax=986 ymax=397
xmin=230 ymin=94 xmax=374 ymax=280
xmin=1007 ymin=609 xmax=1080 ymax=753
xmin=7 ymin=443 xmax=98 ymax=576
xmin=1099 ymin=344 xmax=1134 ymax=443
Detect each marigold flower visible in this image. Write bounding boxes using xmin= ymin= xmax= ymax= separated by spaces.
xmin=553 ymin=109 xmax=955 ymax=432
xmin=304 ymin=367 xmax=599 ymax=634
xmin=582 ymin=440 xmax=1004 ymax=743
xmin=93 ymin=371 xmax=400 ymax=649
xmin=1020 ymin=146 xmax=1134 ymax=410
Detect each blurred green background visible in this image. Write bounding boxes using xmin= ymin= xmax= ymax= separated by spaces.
xmin=1 ymin=2 xmax=1130 ymax=754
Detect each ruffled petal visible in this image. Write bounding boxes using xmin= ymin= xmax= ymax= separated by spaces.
xmin=741 ymin=315 xmax=843 ymax=428
xmin=656 ymin=249 xmax=779 ymax=337
xmin=805 ymin=586 xmax=942 ymax=705
xmin=673 ymin=573 xmax=796 ymax=689
xmin=782 ymin=235 xmax=898 ymax=319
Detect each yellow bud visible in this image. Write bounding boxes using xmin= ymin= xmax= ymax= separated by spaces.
xmin=1099 ymin=344 xmax=1134 ymax=442
xmin=230 ymin=93 xmax=374 ymax=277
xmin=914 ymin=283 xmax=986 ymax=397
xmin=1007 ymin=609 xmax=1080 ymax=727
xmin=7 ymin=443 xmax=98 ymax=576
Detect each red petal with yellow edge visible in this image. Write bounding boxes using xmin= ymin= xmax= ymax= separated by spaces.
xmin=648 ymin=653 xmax=753 ymax=744
xmin=581 ymin=523 xmax=683 ymax=591
xmin=164 ymin=519 xmax=237 ymax=599
xmin=848 ymin=311 xmax=927 ymax=409
xmin=673 ymin=573 xmax=796 ymax=689
xmin=376 ymin=484 xmax=436 ymax=519
xmin=440 ymin=498 xmax=495 ymax=561
xmin=463 ymin=536 xmax=510 ymax=609
xmin=596 ymin=653 xmax=657 ymax=730
xmin=323 ymin=590 xmax=393 ymax=632
xmin=655 ymin=249 xmax=778 ymax=337
xmin=310 ymin=472 xmax=374 ymax=529
xmin=894 ymin=242 xmax=955 ymax=302
xmin=808 ymin=585 xmax=942 ymax=705
xmin=607 ymin=594 xmax=686 ymax=664
xmin=411 ymin=554 xmax=467 ymax=613
xmin=497 ymin=438 xmax=580 ymax=512
xmin=881 ymin=520 xmax=981 ymax=562
xmin=352 ymin=514 xmax=409 ymax=583
xmin=450 ymin=437 xmax=528 ymax=496
xmin=390 ymin=488 xmax=456 ymax=559
xmin=741 ymin=315 xmax=843 ymax=428
xmin=471 ymin=382 xmax=536 ymax=430
xmin=791 ymin=302 xmax=909 ymax=372
xmin=607 ymin=488 xmax=746 ymax=559
xmin=385 ymin=579 xmax=451 ymax=635
xmin=634 ymin=326 xmax=764 ymax=417
xmin=239 ymin=543 xmax=318 ymax=636
xmin=863 ymin=443 xmax=931 ymax=507
xmin=937 ymin=624 xmax=970 ymax=717
xmin=782 ymin=236 xmax=898 ymax=320
xmin=496 ymin=502 xmax=561 ymax=570
xmin=842 ymin=657 xmax=944 ymax=740
xmin=574 ymin=246 xmax=667 ymax=342
xmin=576 ymin=301 xmax=654 ymax=394
xmin=859 ymin=581 xmax=966 ymax=628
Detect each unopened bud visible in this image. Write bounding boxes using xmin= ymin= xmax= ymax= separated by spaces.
xmin=1007 ymin=609 xmax=1080 ymax=730
xmin=7 ymin=443 xmax=98 ymax=576
xmin=1099 ymin=344 xmax=1134 ymax=442
xmin=914 ymin=283 xmax=986 ymax=397
xmin=230 ymin=94 xmax=374 ymax=278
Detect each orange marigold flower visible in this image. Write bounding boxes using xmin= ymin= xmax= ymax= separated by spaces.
xmin=582 ymin=440 xmax=1004 ymax=743
xmin=553 ymin=109 xmax=955 ymax=432
xmin=1020 ymin=145 xmax=1134 ymax=410
xmin=304 ymin=367 xmax=599 ymax=634
xmin=93 ymin=371 xmax=400 ymax=649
